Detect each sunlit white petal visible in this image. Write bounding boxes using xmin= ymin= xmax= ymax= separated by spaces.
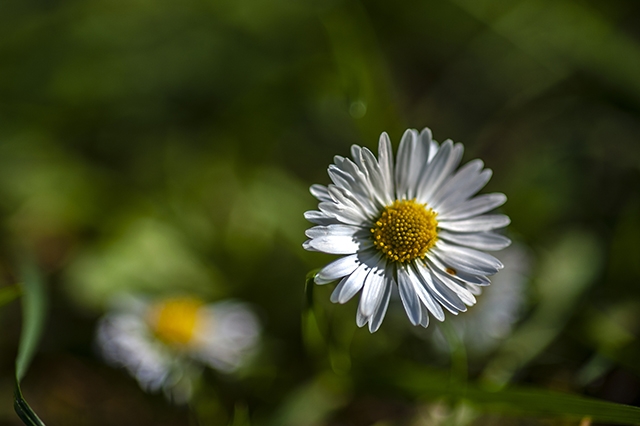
xmin=438 ymin=214 xmax=511 ymax=232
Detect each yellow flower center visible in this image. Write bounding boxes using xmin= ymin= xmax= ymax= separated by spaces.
xmin=148 ymin=297 xmax=204 ymax=347
xmin=371 ymin=199 xmax=438 ymax=263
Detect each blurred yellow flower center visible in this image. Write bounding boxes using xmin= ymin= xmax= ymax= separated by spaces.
xmin=371 ymin=199 xmax=438 ymax=263
xmin=149 ymin=297 xmax=204 ymax=347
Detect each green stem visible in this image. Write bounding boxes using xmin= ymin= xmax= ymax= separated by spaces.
xmin=440 ymin=321 xmax=468 ymax=389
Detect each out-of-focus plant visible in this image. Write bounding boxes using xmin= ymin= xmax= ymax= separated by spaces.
xmin=14 ymin=258 xmax=47 ymax=425
xmin=96 ymin=294 xmax=260 ymax=405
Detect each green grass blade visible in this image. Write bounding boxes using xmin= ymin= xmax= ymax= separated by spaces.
xmin=14 ymin=384 xmax=45 ymax=426
xmin=14 ymin=258 xmax=47 ymax=425
xmin=304 ymin=268 xmax=319 ymax=309
xmin=301 ymin=269 xmax=326 ymax=358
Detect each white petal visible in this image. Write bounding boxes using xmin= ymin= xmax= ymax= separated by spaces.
xmin=369 ymin=279 xmax=392 ymax=333
xmin=431 ymin=242 xmax=503 ymax=276
xmin=421 ymin=128 xmax=438 ymax=162
xmin=419 ymin=303 xmax=430 ymax=327
xmin=377 ymin=132 xmax=395 ymax=199
xmin=438 ymin=214 xmax=511 ymax=232
xmin=415 ymin=261 xmax=467 ymax=313
xmin=395 ymin=129 xmax=424 ymax=200
xmin=329 ymin=158 xmax=382 ymax=214
xmin=330 ymin=260 xmax=371 ymax=304
xmin=426 ymin=255 xmax=491 ymax=286
xmin=318 ymin=201 xmax=370 ymax=226
xmin=416 ymin=140 xmax=464 ymax=203
xmin=304 ymin=234 xmax=362 ymax=254
xmin=405 ymin=263 xmax=445 ymax=321
xmin=328 ymin=165 xmax=357 ymax=191
xmin=361 ymin=147 xmax=392 ymax=205
xmin=464 ymin=283 xmax=483 ymax=296
xmin=358 ymin=263 xmax=387 ymax=317
xmin=397 ymin=266 xmax=423 ymax=326
xmin=310 ymin=184 xmax=331 ymax=202
xmin=350 ymin=145 xmax=365 ymax=170
xmin=305 ymin=224 xmax=364 ymax=239
xmin=429 ymin=159 xmax=484 ymax=210
xmin=304 ymin=210 xmax=339 ymax=225
xmin=356 ymin=308 xmax=368 ymax=328
xmin=346 ymin=145 xmax=390 ymax=208
xmin=327 ymin=185 xmax=370 ymax=214
xmin=302 ymin=239 xmax=313 ymax=251
xmin=438 ymin=230 xmax=511 ymax=251
xmin=350 ymin=146 xmax=375 ymax=197
xmin=326 ymin=177 xmax=379 ymax=219
xmin=331 ymin=157 xmax=364 ymax=187
xmin=431 ymin=267 xmax=477 ymax=306
xmin=436 ymin=169 xmax=493 ymax=213
xmin=438 ymin=193 xmax=507 ymax=221
xmin=315 ymin=254 xmax=360 ymax=284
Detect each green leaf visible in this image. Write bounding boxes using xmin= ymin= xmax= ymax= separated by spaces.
xmin=304 ymin=268 xmax=320 ymax=309
xmin=301 ymin=269 xmax=326 ymax=358
xmin=14 ymin=258 xmax=47 ymax=426
xmin=0 ymin=284 xmax=21 ymax=308
xmin=14 ymin=383 xmax=45 ymax=426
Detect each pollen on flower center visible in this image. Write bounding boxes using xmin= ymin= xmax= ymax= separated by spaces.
xmin=371 ymin=199 xmax=438 ymax=263
xmin=149 ymin=297 xmax=204 ymax=347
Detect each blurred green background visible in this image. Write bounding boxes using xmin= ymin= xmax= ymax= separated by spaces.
xmin=1 ymin=0 xmax=640 ymax=424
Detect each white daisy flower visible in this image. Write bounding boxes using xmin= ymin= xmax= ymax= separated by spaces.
xmin=96 ymin=295 xmax=260 ymax=402
xmin=303 ymin=128 xmax=511 ymax=333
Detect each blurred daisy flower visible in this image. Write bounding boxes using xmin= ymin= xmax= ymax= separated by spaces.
xmin=303 ymin=128 xmax=510 ymax=332
xmin=96 ymin=295 xmax=260 ymax=403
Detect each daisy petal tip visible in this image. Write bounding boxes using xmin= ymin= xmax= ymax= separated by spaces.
xmin=408 ymin=316 xmax=420 ymax=327
xmin=356 ymin=315 xmax=368 ymax=328
xmin=313 ymin=276 xmax=330 ymax=285
xmin=419 ymin=127 xmax=432 ymax=140
xmin=502 ymin=236 xmax=513 ymax=249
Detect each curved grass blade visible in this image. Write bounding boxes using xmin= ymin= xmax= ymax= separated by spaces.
xmin=14 ymin=384 xmax=45 ymax=426
xmin=14 ymin=258 xmax=47 ymax=426
xmin=304 ymin=268 xmax=321 ymax=308
xmin=302 ymin=269 xmax=325 ymax=357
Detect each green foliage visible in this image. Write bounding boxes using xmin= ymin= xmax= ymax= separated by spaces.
xmin=1 ymin=0 xmax=640 ymax=423
xmin=14 ymin=259 xmax=47 ymax=425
